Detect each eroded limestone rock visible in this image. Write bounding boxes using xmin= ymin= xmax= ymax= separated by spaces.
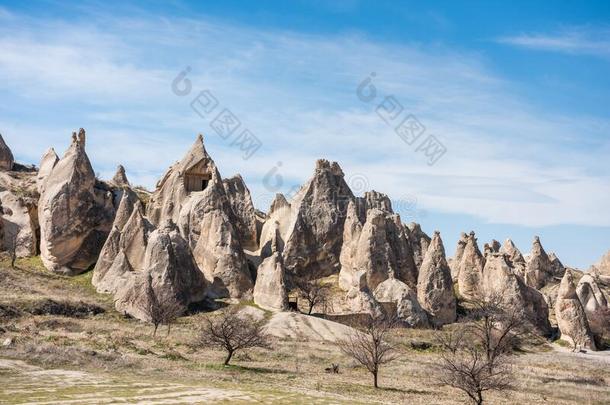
xmin=223 ymin=174 xmax=259 ymax=251
xmin=456 ymin=232 xmax=485 ymax=300
xmin=524 ymin=236 xmax=553 ymax=289
xmin=0 ymin=134 xmax=14 ymax=171
xmin=576 ymin=274 xmax=608 ymax=336
xmin=373 ymin=277 xmax=428 ymax=327
xmin=555 ymin=269 xmax=597 ymax=350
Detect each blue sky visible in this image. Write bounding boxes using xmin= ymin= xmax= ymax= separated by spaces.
xmin=0 ymin=0 xmax=609 ymax=268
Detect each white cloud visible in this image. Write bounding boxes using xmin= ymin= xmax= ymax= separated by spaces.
xmin=498 ymin=27 xmax=610 ymax=58
xmin=0 ymin=8 xmax=609 ymax=229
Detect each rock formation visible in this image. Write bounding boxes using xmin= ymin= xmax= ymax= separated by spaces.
xmin=147 ymin=135 xmax=252 ymax=298
xmin=340 ymin=207 xmax=417 ymax=292
xmin=456 ymin=232 xmax=485 ymax=300
xmin=481 ymin=253 xmax=552 ymax=335
xmin=253 ymin=251 xmax=288 ymax=311
xmin=449 ymin=232 xmax=468 ymax=280
xmin=37 ymin=148 xmax=59 ymax=194
xmin=555 ymin=269 xmax=597 ymax=350
xmin=111 ymin=165 xmax=130 ymax=187
xmin=0 ymin=134 xmax=14 ymax=171
xmin=576 ymin=274 xmax=608 ymax=336
xmin=373 ymin=277 xmax=429 ymax=327
xmin=593 ymin=250 xmax=610 ymax=276
xmin=500 ymin=239 xmax=526 ymax=279
xmin=417 ymin=231 xmax=456 ymax=326
xmin=0 ymin=191 xmax=39 ymax=257
xmin=38 ymin=129 xmax=115 ymax=275
xmin=548 ymin=252 xmax=566 ymax=279
xmin=222 ymin=174 xmax=259 ymax=251
xmin=114 ymin=220 xmax=207 ymax=321
xmin=524 ymin=236 xmax=553 ymax=289
xmin=339 ymin=201 xmax=364 ymax=291
xmin=406 ymin=222 xmax=431 ymax=270
xmin=279 ymin=159 xmax=354 ymax=280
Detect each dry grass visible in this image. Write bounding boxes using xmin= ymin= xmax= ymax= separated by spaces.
xmin=0 ymin=257 xmax=609 ymax=404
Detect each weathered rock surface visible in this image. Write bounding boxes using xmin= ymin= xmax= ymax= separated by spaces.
xmin=593 ymin=250 xmax=610 ymax=276
xmin=373 ymin=278 xmax=429 ymax=327
xmin=111 ymin=165 xmax=130 ymax=188
xmin=339 ymin=201 xmax=364 ymax=291
xmin=417 ymin=231 xmax=456 ymax=326
xmin=148 ymin=135 xmax=252 ymax=298
xmin=456 ymin=232 xmax=485 ymax=300
xmin=0 ymin=191 xmax=39 ymax=257
xmin=254 ymin=252 xmax=288 ymax=311
xmin=406 ymin=222 xmax=431 ymax=271
xmin=223 ymin=174 xmax=259 ymax=251
xmin=449 ymin=232 xmax=468 ymax=280
xmin=548 ymin=252 xmax=566 ymax=279
xmin=500 ymin=239 xmax=526 ymax=279
xmin=555 ymin=269 xmax=597 ymax=350
xmin=37 ymin=148 xmax=59 ymax=194
xmin=340 ymin=207 xmax=417 ymax=292
xmin=481 ymin=253 xmax=552 ymax=335
xmin=524 ymin=236 xmax=553 ymax=289
xmin=280 ymin=160 xmax=354 ymax=280
xmin=576 ymin=274 xmax=608 ymax=336
xmin=0 ymin=134 xmax=14 ymax=171
xmin=114 ymin=220 xmax=207 ymax=321
xmin=38 ymin=130 xmax=115 ymax=275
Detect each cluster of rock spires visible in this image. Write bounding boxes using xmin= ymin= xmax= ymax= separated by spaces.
xmin=0 ymin=132 xmax=607 ymax=348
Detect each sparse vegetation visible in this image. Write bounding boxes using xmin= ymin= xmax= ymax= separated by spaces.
xmin=294 ymin=278 xmax=332 ymax=315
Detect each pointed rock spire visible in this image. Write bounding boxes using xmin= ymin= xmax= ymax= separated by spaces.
xmin=406 ymin=222 xmax=431 ymax=270
xmin=501 ymin=239 xmax=526 ymax=278
xmin=0 ymin=134 xmax=15 ymax=171
xmin=456 ymin=231 xmax=486 ymax=300
xmin=450 ymin=232 xmax=468 ymax=280
xmin=112 ymin=165 xmax=130 ymax=187
xmin=525 ymin=236 xmax=553 ymax=289
xmin=417 ymin=231 xmax=457 ymax=326
xmin=555 ymin=269 xmax=597 ymax=350
xmin=37 ymin=148 xmax=59 ymax=194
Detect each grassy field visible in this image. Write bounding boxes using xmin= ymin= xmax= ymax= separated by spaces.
xmin=1 ymin=256 xmax=609 ymax=404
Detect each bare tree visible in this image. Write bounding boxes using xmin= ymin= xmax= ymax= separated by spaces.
xmin=7 ymin=231 xmax=18 ymax=269
xmin=294 ymin=278 xmax=331 ymax=315
xmin=199 ymin=308 xmax=271 ymax=366
xmin=436 ymin=292 xmax=521 ymax=404
xmin=141 ymin=275 xmax=184 ymax=338
xmin=338 ymin=315 xmax=398 ymax=388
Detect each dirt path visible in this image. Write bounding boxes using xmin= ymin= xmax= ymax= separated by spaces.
xmin=0 ymin=358 xmax=352 ymax=404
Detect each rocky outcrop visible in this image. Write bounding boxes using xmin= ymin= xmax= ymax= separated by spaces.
xmin=555 ymin=269 xmax=597 ymax=350
xmin=406 ymin=222 xmax=430 ymax=270
xmin=111 ymin=165 xmax=130 ymax=187
xmin=280 ymin=160 xmax=355 ymax=280
xmin=576 ymin=274 xmax=608 ymax=336
xmin=500 ymin=239 xmax=526 ymax=279
xmin=114 ymin=220 xmax=207 ymax=321
xmin=449 ymin=232 xmax=468 ymax=280
xmin=548 ymin=252 xmax=565 ymax=279
xmin=92 ymin=196 xmax=150 ymax=294
xmin=524 ymin=236 xmax=553 ymax=289
xmin=254 ymin=252 xmax=288 ymax=311
xmin=593 ymin=250 xmax=610 ymax=276
xmin=0 ymin=134 xmax=14 ymax=171
xmin=481 ymin=253 xmax=552 ymax=335
xmin=38 ymin=130 xmax=115 ymax=275
xmin=0 ymin=191 xmax=39 ymax=257
xmin=223 ymin=174 xmax=259 ymax=251
xmin=340 ymin=207 xmax=417 ymax=292
xmin=417 ymin=231 xmax=456 ymax=326
xmin=373 ymin=278 xmax=428 ymax=327
xmin=259 ymin=194 xmax=291 ymax=258
xmin=456 ymin=232 xmax=485 ymax=300
xmin=339 ymin=201 xmax=364 ymax=291
xmin=147 ymin=135 xmax=252 ymax=298
xmin=37 ymin=148 xmax=59 ymax=194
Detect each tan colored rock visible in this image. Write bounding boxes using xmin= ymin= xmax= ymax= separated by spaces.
xmin=500 ymin=239 xmax=526 ymax=279
xmin=555 ymin=269 xmax=597 ymax=350
xmin=148 ymin=135 xmax=252 ymax=299
xmin=258 ymin=194 xmax=291 ymax=257
xmin=111 ymin=165 xmax=130 ymax=187
xmin=38 ymin=129 xmax=115 ymax=275
xmin=576 ymin=274 xmax=608 ymax=335
xmin=456 ymin=232 xmax=485 ymax=300
xmin=254 ymin=252 xmax=288 ymax=311
xmin=524 ymin=236 xmax=553 ymax=289
xmin=0 ymin=134 xmax=14 ymax=171
xmin=449 ymin=232 xmax=468 ymax=280
xmin=417 ymin=231 xmax=456 ymax=326
xmin=548 ymin=252 xmax=566 ymax=279
xmin=114 ymin=220 xmax=207 ymax=321
xmin=373 ymin=277 xmax=429 ymax=327
xmin=406 ymin=222 xmax=431 ymax=270
xmin=0 ymin=191 xmax=38 ymax=257
xmin=37 ymin=148 xmax=59 ymax=194
xmin=339 ymin=200 xmax=364 ymax=291
xmin=280 ymin=160 xmax=354 ymax=280
xmin=345 ymin=286 xmax=383 ymax=318
xmin=593 ymin=250 xmax=610 ymax=276
xmin=481 ymin=253 xmax=552 ymax=335
xmin=223 ymin=174 xmax=259 ymax=251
